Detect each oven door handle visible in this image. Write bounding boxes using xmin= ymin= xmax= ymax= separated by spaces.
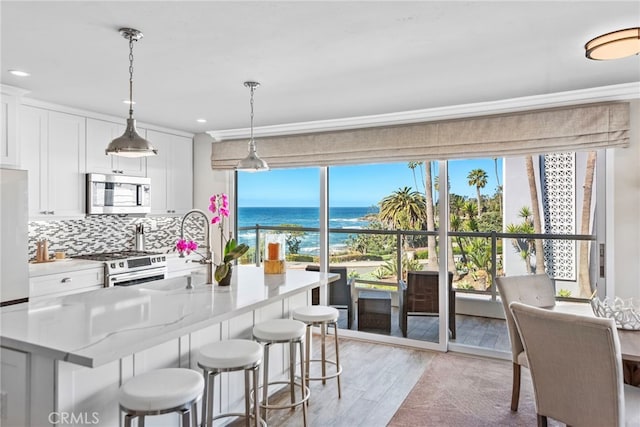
xmin=108 ymin=268 xmax=167 ymax=285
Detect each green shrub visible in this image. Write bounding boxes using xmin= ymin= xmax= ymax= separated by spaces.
xmin=415 ymin=249 xmax=429 ymax=259
xmin=557 ymin=289 xmax=572 ymax=298
xmin=286 ymin=254 xmax=316 ymax=263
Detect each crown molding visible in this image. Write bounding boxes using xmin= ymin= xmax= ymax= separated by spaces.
xmin=207 ymin=82 xmax=640 ymax=141
xmin=0 ymin=83 xmax=31 ymax=97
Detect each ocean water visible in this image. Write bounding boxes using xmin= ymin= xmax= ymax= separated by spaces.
xmin=237 ymin=206 xmax=378 ymax=255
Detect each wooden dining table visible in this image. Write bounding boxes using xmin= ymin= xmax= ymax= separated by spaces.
xmin=552 ymin=302 xmax=640 ymax=385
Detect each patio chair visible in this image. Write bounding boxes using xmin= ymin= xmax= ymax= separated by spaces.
xmin=307 ymin=265 xmax=354 ymax=329
xmin=398 ymin=270 xmax=455 ymax=339
xmin=510 ymin=302 xmax=640 ymax=427
xmin=495 ymin=274 xmax=555 ymax=412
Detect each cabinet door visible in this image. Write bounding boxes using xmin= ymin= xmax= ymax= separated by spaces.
xmin=0 ymin=348 xmax=29 ymax=427
xmin=48 ymin=111 xmax=86 ymax=217
xmin=86 ymin=118 xmax=121 ymax=174
xmin=146 ymin=129 xmax=170 ymax=214
xmin=20 ymin=105 xmax=49 ymax=217
xmin=169 ymin=135 xmax=193 ymax=214
xmin=0 ymin=91 xmax=18 ymax=166
xmin=86 ymin=118 xmax=146 ymax=176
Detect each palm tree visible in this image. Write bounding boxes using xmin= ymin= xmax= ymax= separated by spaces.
xmin=424 ymin=161 xmax=437 ymax=266
xmin=578 ymin=151 xmax=597 ymax=297
xmin=525 ymin=155 xmax=546 ymax=273
xmin=378 ymin=187 xmax=426 ymax=230
xmin=463 ymin=201 xmax=476 ymax=219
xmin=407 ymin=162 xmax=423 ymax=193
xmin=493 ymin=157 xmax=502 ymax=217
xmin=467 ymin=168 xmax=488 ymax=216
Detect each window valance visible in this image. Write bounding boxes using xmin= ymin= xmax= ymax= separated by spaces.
xmin=211 ymin=102 xmax=629 ymax=169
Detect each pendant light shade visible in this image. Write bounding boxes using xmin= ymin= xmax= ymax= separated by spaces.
xmin=236 ymin=81 xmax=269 ymax=172
xmin=106 ymin=28 xmax=157 ymax=157
xmin=585 ymin=27 xmax=640 ymax=60
xmin=106 ymin=118 xmax=157 ymax=158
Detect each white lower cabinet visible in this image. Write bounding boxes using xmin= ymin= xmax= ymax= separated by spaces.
xmin=29 ymin=268 xmax=104 ymax=302
xmin=146 ymin=130 xmax=193 ymax=215
xmin=20 ymin=105 xmax=86 ymax=219
xmin=0 ymin=348 xmax=29 ymax=427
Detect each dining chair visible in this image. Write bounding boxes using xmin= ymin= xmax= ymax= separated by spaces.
xmin=495 ymin=274 xmax=556 ymax=411
xmin=398 ymin=270 xmax=455 ymax=338
xmin=510 ymin=302 xmax=640 ymax=427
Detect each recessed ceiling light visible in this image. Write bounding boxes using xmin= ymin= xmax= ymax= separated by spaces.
xmin=196 ymin=118 xmax=207 ymax=123
xmin=9 ymin=69 xmax=30 ymax=77
xmin=122 ymin=99 xmax=136 ymax=105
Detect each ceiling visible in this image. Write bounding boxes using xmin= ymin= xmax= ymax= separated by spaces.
xmin=2 ymin=1 xmax=639 ymax=135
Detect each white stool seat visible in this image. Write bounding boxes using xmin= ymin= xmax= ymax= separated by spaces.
xmin=253 ymin=319 xmax=306 ymax=341
xmin=119 ymin=368 xmax=204 ymax=412
xmin=293 ymin=306 xmax=339 ymax=323
xmin=199 ymin=339 xmax=263 ymax=369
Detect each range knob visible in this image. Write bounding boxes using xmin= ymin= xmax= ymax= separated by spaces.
xmin=110 ymin=263 xmax=116 ymax=269
xmin=119 ymin=262 xmax=124 ymax=268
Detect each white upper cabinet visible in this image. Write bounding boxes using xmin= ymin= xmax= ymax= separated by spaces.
xmin=146 ymin=130 xmax=193 ymax=215
xmin=20 ymin=106 xmax=86 ymax=218
xmin=1 ymin=90 xmax=20 ymax=167
xmin=86 ymin=118 xmax=146 ymax=176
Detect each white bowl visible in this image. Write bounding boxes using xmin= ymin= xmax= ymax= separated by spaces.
xmin=590 ymin=296 xmax=640 ymax=330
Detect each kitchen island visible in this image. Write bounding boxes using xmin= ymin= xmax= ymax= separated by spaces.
xmin=1 ymin=266 xmax=337 ymax=426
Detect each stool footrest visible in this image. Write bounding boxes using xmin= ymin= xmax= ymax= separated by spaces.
xmin=255 ymin=380 xmax=310 ymax=410
xmin=304 ymin=359 xmax=343 ymax=381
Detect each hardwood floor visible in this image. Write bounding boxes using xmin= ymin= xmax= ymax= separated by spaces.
xmin=222 ymin=314 xmax=510 ymax=426
xmin=248 ymin=338 xmax=435 ymax=427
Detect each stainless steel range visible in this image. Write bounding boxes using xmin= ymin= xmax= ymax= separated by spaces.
xmin=73 ymin=251 xmax=167 ymax=287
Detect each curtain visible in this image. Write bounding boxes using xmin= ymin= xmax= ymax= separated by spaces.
xmin=211 ymin=102 xmax=629 ymax=169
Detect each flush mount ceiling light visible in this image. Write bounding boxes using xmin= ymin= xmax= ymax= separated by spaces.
xmin=585 ymin=27 xmax=640 ymax=60
xmin=236 ymin=81 xmax=269 ymax=172
xmin=106 ymin=28 xmax=157 ymax=158
xmin=8 ymin=69 xmax=30 ymax=77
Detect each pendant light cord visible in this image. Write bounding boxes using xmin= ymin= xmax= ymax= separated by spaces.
xmin=128 ymin=35 xmax=135 ymax=119
xmin=249 ymin=84 xmax=255 ymax=150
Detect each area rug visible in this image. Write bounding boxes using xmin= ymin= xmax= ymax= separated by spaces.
xmin=388 ymin=352 xmax=558 ymax=427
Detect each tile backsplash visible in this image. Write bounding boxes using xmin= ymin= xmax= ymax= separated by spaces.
xmin=29 ymin=214 xmax=208 ymax=259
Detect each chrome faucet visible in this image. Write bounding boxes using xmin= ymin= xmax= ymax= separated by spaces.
xmin=179 ymin=209 xmax=213 ymax=284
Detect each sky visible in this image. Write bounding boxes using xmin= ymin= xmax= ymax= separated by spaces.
xmin=238 ymin=158 xmax=503 ymax=207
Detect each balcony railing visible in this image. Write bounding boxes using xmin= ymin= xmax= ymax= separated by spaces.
xmin=238 ymin=224 xmax=596 ymax=301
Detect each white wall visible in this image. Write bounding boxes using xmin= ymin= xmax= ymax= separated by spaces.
xmin=192 ymin=133 xmax=233 ymax=265
xmin=611 ymin=99 xmax=640 ymax=299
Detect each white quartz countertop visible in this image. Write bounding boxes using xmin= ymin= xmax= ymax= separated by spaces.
xmin=27 ymin=252 xmax=202 ymax=277
xmin=1 ymin=266 xmax=337 ymax=368
xmin=29 ymin=259 xmax=104 ymax=277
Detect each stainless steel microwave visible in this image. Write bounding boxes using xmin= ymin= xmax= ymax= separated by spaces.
xmin=86 ymin=173 xmax=151 ymax=215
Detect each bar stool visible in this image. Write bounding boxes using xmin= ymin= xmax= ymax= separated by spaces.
xmin=198 ymin=339 xmax=265 ymax=427
xmin=119 ymin=368 xmax=203 ymax=427
xmin=252 ymin=318 xmax=310 ymax=426
xmin=292 ymin=305 xmax=343 ymax=398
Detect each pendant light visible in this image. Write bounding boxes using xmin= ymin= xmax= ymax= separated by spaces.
xmin=236 ymin=81 xmax=269 ymax=171
xmin=106 ymin=28 xmax=157 ymax=158
xmin=585 ymin=27 xmax=640 ymax=60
